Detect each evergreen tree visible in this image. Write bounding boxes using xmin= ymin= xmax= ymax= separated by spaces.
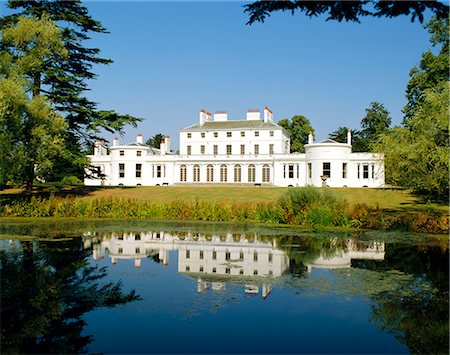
xmin=1 ymin=0 xmax=142 ymax=182
xmin=145 ymin=133 xmax=165 ymax=149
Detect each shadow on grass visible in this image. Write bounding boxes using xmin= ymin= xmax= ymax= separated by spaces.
xmin=0 ymin=185 xmax=138 ymax=205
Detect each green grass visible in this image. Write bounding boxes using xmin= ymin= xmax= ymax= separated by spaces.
xmin=1 ymin=185 xmax=447 ymax=213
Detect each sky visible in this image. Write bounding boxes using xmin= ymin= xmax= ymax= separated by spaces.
xmin=5 ymin=1 xmax=434 ymax=149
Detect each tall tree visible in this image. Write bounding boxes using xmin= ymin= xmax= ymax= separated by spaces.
xmin=0 ymin=15 xmax=68 ymax=189
xmin=145 ymin=133 xmax=165 ymax=149
xmin=244 ymin=1 xmax=449 ymax=25
xmin=403 ymin=16 xmax=449 ymax=123
xmin=360 ymin=101 xmax=391 ymax=151
xmin=1 ymin=0 xmax=142 ymax=182
xmin=278 ymin=115 xmax=314 ymax=153
xmin=376 ymin=83 xmax=448 ymax=198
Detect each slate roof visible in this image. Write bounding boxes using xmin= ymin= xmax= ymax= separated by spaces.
xmin=181 ymin=120 xmax=281 ymax=131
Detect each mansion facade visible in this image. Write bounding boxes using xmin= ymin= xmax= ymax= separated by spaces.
xmin=84 ymin=107 xmax=385 ymax=188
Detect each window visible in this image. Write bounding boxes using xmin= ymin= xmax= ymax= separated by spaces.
xmin=214 ymin=132 xmax=218 ymax=138
xmin=187 ymin=133 xmax=192 ymax=138
xmin=199 ymin=266 xmax=204 ymax=272
xmin=180 ymin=165 xmax=186 ymax=182
xmin=262 ymin=164 xmax=270 ymax=183
xmin=225 ymin=268 xmax=230 ymax=274
xmin=254 ymin=144 xmax=259 ymax=155
xmin=186 ymin=250 xmax=190 ymax=258
xmin=240 ymin=250 xmax=244 ymax=260
xmin=226 ymin=145 xmax=232 ymax=155
xmin=363 ymin=164 xmax=369 ymax=179
xmin=136 ymin=164 xmax=142 ymax=178
xmin=371 ymin=164 xmax=375 ymax=179
xmin=207 ymin=164 xmax=214 ymax=182
xmin=212 ymin=267 xmax=217 ymax=273
xmin=186 ymin=266 xmax=190 ymax=272
xmin=342 ymin=163 xmax=347 ymax=179
xmin=268 ymin=252 xmax=273 ymax=263
xmin=227 ymin=132 xmax=232 ymax=137
xmin=248 ymin=164 xmax=255 ymax=182
xmin=119 ymin=163 xmax=125 ymax=178
xmin=137 ymin=150 xmax=142 ymax=157
xmin=201 ymin=132 xmax=205 ymax=138
xmin=253 ymin=270 xmax=258 ymax=275
xmin=297 ymin=164 xmax=300 ymax=179
xmin=156 ymin=165 xmax=162 ymax=178
xmin=254 ymin=131 xmax=259 ymax=137
xmin=212 ymin=250 xmax=217 ymax=260
xmin=200 ymin=145 xmax=205 ymax=155
xmin=270 ymin=131 xmax=274 ymax=137
xmin=119 ymin=150 xmax=124 ymax=156
xmin=193 ymin=164 xmax=200 ymax=182
xmin=135 ymin=234 xmax=141 ymax=241
xmin=240 ymin=131 xmax=245 ymax=137
xmin=234 ymin=164 xmax=241 ymax=182
xmin=136 ymin=248 xmax=141 ymax=255
xmin=187 ymin=146 xmax=191 ymax=156
xmin=213 ymin=145 xmax=218 ymax=155
xmin=240 ymin=144 xmax=245 ymax=155
xmin=239 ymin=269 xmax=244 ymax=275
xmin=254 ymin=251 xmax=258 ymax=261
xmin=269 ymin=144 xmax=274 ymax=155
xmin=220 ymin=164 xmax=227 ymax=182
xmin=288 ymin=164 xmax=294 ymax=179
xmin=323 ymin=162 xmax=331 ymax=178
xmin=283 ymin=164 xmax=286 ymax=178
xmin=357 ymin=164 xmax=360 ymax=179
xmin=200 ymin=250 xmax=204 ymax=259
xmin=308 ymin=163 xmax=312 ymax=179
xmin=118 ymin=247 xmax=123 ymax=254
xmin=225 ymin=251 xmax=231 ymax=260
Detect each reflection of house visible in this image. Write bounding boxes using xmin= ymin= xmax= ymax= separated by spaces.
xmin=85 ymin=232 xmax=386 ymax=298
xmin=306 ymin=241 xmax=385 ymax=271
xmin=85 ymin=107 xmax=384 ymax=187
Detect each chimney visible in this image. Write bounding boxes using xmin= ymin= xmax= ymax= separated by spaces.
xmin=199 ymin=109 xmax=208 ymax=125
xmin=136 ymin=133 xmax=143 ymax=144
xmin=113 ymin=137 xmax=119 ymax=147
xmin=160 ymin=139 xmax=166 ymax=154
xmin=347 ymin=128 xmax=352 ymax=145
xmin=263 ymin=106 xmax=273 ymax=123
xmin=308 ymin=131 xmax=314 ymax=144
xmin=94 ymin=141 xmax=100 ymax=155
xmin=246 ymin=109 xmax=260 ymax=121
xmin=214 ymin=111 xmax=228 ymax=122
xmin=165 ymin=135 xmax=171 ymax=153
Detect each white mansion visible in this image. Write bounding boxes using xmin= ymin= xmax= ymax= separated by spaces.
xmin=84 ymin=107 xmax=384 ymax=187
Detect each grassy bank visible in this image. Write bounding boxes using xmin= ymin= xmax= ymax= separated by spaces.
xmin=1 ymin=187 xmax=448 ymax=234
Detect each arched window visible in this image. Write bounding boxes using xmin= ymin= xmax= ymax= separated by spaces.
xmin=207 ymin=164 xmax=214 ymax=182
xmin=262 ymin=164 xmax=270 ymax=183
xmin=234 ymin=164 xmax=241 ymax=182
xmin=248 ymin=164 xmax=255 ymax=183
xmin=220 ymin=164 xmax=227 ymax=182
xmin=180 ymin=165 xmax=186 ymax=182
xmin=193 ymin=164 xmax=200 ymax=182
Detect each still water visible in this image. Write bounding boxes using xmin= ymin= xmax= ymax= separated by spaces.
xmin=1 ymin=220 xmax=448 ymax=354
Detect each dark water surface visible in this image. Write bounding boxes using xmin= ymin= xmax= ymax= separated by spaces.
xmin=1 ymin=220 xmax=448 ymax=354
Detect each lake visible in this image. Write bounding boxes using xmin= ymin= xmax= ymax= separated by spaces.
xmin=1 ymin=220 xmax=448 ymax=354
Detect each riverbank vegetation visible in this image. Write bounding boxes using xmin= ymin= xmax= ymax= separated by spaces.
xmin=1 ymin=187 xmax=447 ymax=234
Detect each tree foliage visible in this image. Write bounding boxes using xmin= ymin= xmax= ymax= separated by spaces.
xmin=403 ymin=16 xmax=449 ymax=123
xmin=376 ymin=83 xmax=449 ymax=198
xmin=328 ymin=126 xmax=366 ymax=152
xmin=244 ymin=1 xmax=449 ymax=25
xmin=145 ymin=133 xmax=165 ymax=149
xmin=0 ymin=15 xmax=68 ymax=189
xmin=1 ymin=0 xmax=142 ymax=182
xmin=278 ymin=115 xmax=314 ymax=153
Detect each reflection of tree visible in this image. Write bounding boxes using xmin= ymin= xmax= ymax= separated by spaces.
xmin=360 ymin=245 xmax=449 ymax=355
xmin=1 ymin=239 xmax=140 ymax=354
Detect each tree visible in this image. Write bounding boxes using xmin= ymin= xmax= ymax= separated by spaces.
xmin=0 ymin=15 xmax=68 ymax=189
xmin=1 ymin=0 xmax=142 ymax=182
xmin=360 ymin=101 xmax=391 ymax=151
xmin=403 ymin=16 xmax=449 ymax=123
xmin=244 ymin=1 xmax=449 ymax=26
xmin=328 ymin=126 xmax=367 ymax=152
xmin=376 ymin=83 xmax=448 ymax=198
xmin=146 ymin=133 xmax=165 ymax=149
xmin=278 ymin=115 xmax=314 ymax=153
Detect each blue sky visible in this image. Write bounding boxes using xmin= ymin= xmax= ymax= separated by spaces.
xmin=6 ymin=1 xmax=434 ymax=148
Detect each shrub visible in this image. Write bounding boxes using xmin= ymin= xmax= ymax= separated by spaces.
xmin=61 ymin=176 xmax=83 ymax=185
